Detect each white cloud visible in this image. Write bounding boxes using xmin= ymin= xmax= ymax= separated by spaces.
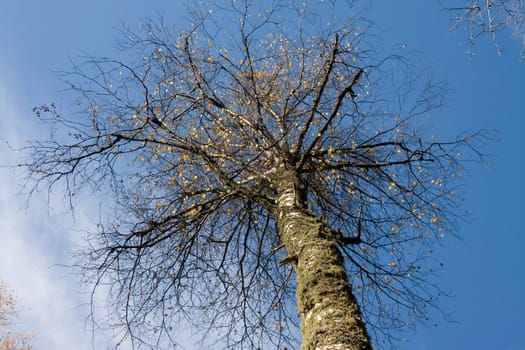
xmin=0 ymin=77 xmax=116 ymax=350
xmin=0 ymin=67 xmax=197 ymax=350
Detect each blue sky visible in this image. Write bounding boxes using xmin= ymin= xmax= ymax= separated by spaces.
xmin=0 ymin=1 xmax=524 ymax=350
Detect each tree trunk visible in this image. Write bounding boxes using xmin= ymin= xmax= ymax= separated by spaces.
xmin=276 ymin=166 xmax=372 ymax=350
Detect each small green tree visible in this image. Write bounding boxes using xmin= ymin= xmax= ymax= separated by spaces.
xmin=25 ymin=1 xmax=490 ymax=349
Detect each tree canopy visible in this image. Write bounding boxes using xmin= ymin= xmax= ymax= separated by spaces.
xmin=22 ymin=0 xmax=512 ymax=349
xmin=443 ymin=0 xmax=525 ymax=58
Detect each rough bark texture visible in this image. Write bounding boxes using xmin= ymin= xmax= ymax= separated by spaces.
xmin=277 ymin=167 xmax=372 ymax=350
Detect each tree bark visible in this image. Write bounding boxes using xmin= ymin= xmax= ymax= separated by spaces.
xmin=276 ymin=166 xmax=372 ymax=350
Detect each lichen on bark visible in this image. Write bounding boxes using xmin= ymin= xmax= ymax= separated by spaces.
xmin=276 ymin=166 xmax=371 ymax=350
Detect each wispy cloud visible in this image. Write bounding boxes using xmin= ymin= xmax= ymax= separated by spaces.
xmin=0 ymin=77 xmax=117 ymax=350
xmin=0 ymin=68 xmax=197 ymax=350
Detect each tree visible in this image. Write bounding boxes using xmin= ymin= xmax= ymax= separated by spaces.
xmin=24 ymin=1 xmax=487 ymax=349
xmin=442 ymin=0 xmax=525 ymax=58
xmin=0 ymin=282 xmax=35 ymax=350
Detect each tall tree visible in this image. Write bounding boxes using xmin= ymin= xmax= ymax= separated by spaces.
xmin=25 ymin=1 xmax=486 ymax=349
